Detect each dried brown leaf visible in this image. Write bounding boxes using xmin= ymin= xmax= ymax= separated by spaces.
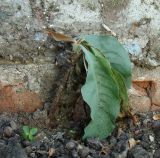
xmin=45 ymin=28 xmax=76 ymax=42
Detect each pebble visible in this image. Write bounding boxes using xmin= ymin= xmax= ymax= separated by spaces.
xmin=86 ymin=138 xmax=102 ymax=150
xmin=109 ymin=137 xmax=117 ymax=146
xmin=110 ymin=152 xmax=119 ymax=158
xmin=10 ymin=121 xmax=17 ymax=130
xmin=4 ymin=126 xmax=13 ymax=137
xmin=127 ymin=146 xmax=150 ymax=158
xmin=71 ymin=150 xmax=79 ymax=158
xmin=48 ymin=148 xmax=56 ymax=157
xmin=66 ymin=141 xmax=76 ymax=150
xmin=0 ymin=139 xmax=6 ymax=146
xmin=149 ymin=135 xmax=154 ymax=142
xmin=22 ymin=140 xmax=31 ymax=147
xmin=140 ymin=141 xmax=150 ymax=150
xmin=0 ymin=111 xmax=158 ymax=157
xmin=152 ymin=121 xmax=160 ymax=129
xmin=30 ymin=152 xmax=36 ymax=158
xmin=79 ymin=147 xmax=90 ymax=158
xmin=32 ymin=146 xmax=37 ymax=151
xmin=141 ymin=134 xmax=150 ymax=143
xmin=25 ymin=146 xmax=32 ymax=154
xmin=36 ymin=150 xmax=47 ymax=155
xmin=115 ymin=140 xmax=127 ymax=153
xmin=153 ymin=149 xmax=160 ymax=158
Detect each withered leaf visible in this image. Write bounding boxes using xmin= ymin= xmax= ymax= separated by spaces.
xmin=45 ymin=28 xmax=76 ymax=42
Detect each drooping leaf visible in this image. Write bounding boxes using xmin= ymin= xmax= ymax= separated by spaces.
xmin=80 ymin=45 xmax=120 ymax=139
xmin=112 ymin=68 xmax=129 ymax=113
xmin=30 ymin=128 xmax=38 ymax=136
xmin=83 ymin=35 xmax=131 ymax=88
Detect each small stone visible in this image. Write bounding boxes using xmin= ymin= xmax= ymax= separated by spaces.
xmin=115 ymin=140 xmax=127 ymax=153
xmin=40 ymin=143 xmax=49 ymax=150
xmin=127 ymin=146 xmax=150 ymax=158
xmin=134 ymin=130 xmax=143 ymax=140
xmin=10 ymin=121 xmax=17 ymax=130
xmin=30 ymin=152 xmax=36 ymax=158
xmin=141 ymin=134 xmax=149 ymax=143
xmin=86 ymin=138 xmax=102 ymax=150
xmin=140 ymin=141 xmax=150 ymax=150
xmin=149 ymin=135 xmax=154 ymax=142
xmin=87 ymin=156 xmax=93 ymax=158
xmin=118 ymin=132 xmax=129 ymax=141
xmin=4 ymin=126 xmax=13 ymax=137
xmin=109 ymin=137 xmax=117 ymax=146
xmin=36 ymin=150 xmax=47 ymax=155
xmin=71 ymin=150 xmax=78 ymax=158
xmin=128 ymin=138 xmax=137 ymax=149
xmin=79 ymin=147 xmax=90 ymax=158
xmin=153 ymin=149 xmax=160 ymax=158
xmin=48 ymin=148 xmax=56 ymax=157
xmin=111 ymin=152 xmax=119 ymax=158
xmin=0 ymin=139 xmax=6 ymax=146
xmin=32 ymin=146 xmax=37 ymax=151
xmin=152 ymin=121 xmax=160 ymax=129
xmin=23 ymin=140 xmax=31 ymax=147
xmin=25 ymin=146 xmax=32 ymax=154
xmin=77 ymin=144 xmax=83 ymax=151
xmin=66 ymin=141 xmax=76 ymax=150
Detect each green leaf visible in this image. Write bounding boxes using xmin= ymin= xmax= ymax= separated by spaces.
xmin=30 ymin=128 xmax=38 ymax=136
xmin=22 ymin=126 xmax=30 ymax=136
xmin=80 ymin=45 xmax=120 ymax=139
xmin=112 ymin=68 xmax=129 ymax=112
xmin=28 ymin=134 xmax=34 ymax=141
xmin=83 ymin=35 xmax=131 ymax=88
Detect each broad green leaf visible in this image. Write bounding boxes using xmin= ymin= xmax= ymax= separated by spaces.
xmin=30 ymin=128 xmax=38 ymax=136
xmin=80 ymin=45 xmax=120 ymax=139
xmin=112 ymin=68 xmax=129 ymax=112
xmin=83 ymin=35 xmax=131 ymax=88
xmin=22 ymin=126 xmax=30 ymax=136
xmin=28 ymin=134 xmax=34 ymax=141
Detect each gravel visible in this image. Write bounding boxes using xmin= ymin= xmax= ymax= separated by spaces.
xmin=0 ymin=110 xmax=159 ymax=158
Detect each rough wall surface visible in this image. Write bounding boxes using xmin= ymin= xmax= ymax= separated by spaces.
xmin=0 ymin=0 xmax=160 ymax=112
xmin=0 ymin=0 xmax=102 ymax=112
xmin=101 ymin=0 xmax=160 ymax=112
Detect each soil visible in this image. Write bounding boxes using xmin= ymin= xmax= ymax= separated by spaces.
xmin=0 ymin=108 xmax=159 ymax=158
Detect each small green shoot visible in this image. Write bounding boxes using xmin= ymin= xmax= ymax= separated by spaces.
xmin=22 ymin=126 xmax=38 ymax=141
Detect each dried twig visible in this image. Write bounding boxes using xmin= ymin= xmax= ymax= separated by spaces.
xmin=102 ymin=23 xmax=117 ymax=37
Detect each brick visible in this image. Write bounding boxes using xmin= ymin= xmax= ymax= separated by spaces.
xmin=129 ymin=67 xmax=160 ymax=113
xmin=0 ymin=83 xmax=42 ymax=112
